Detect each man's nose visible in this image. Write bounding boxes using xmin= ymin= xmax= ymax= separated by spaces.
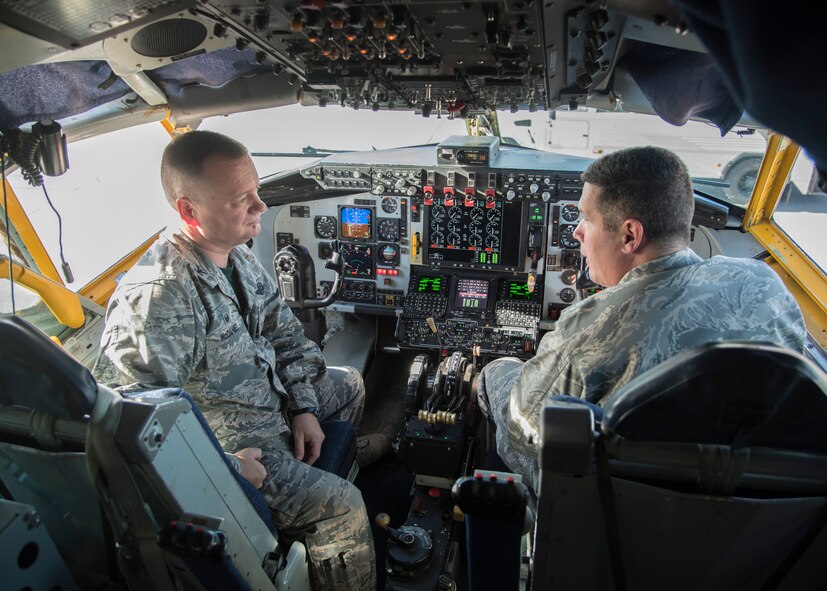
xmin=573 ymin=221 xmax=584 ymax=241
xmin=251 ymin=192 xmax=267 ymax=213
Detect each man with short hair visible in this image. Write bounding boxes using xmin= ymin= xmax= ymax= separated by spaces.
xmin=478 ymin=146 xmax=806 ymax=489
xmin=95 ymin=130 xmax=376 ymax=590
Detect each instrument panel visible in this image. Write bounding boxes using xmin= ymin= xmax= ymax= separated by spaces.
xmin=271 ymin=136 xmax=598 ymax=354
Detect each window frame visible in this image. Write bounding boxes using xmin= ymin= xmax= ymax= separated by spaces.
xmin=742 ymin=133 xmax=827 ymax=347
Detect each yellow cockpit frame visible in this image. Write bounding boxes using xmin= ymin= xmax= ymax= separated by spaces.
xmin=742 ymin=133 xmax=827 ymax=347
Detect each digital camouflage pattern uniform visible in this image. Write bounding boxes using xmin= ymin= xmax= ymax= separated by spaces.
xmin=94 ymin=231 xmax=375 ymax=591
xmin=477 ymin=249 xmax=806 ymax=489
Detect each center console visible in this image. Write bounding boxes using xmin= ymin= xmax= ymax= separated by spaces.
xmin=399 ymin=271 xmax=543 ymax=357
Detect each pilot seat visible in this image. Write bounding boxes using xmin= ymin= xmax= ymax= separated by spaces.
xmin=533 ymin=341 xmax=827 ymax=590
xmin=0 ymin=316 xmax=356 ymax=591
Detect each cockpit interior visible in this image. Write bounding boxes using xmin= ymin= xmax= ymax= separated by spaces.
xmin=2 ymin=1 xmax=827 ymax=590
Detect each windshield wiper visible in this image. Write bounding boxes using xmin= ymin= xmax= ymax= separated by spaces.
xmin=251 ymin=145 xmax=349 ymax=158
xmin=692 ymin=177 xmax=730 ymax=188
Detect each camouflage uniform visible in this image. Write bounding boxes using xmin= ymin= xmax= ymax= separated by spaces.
xmin=477 ymin=249 xmax=806 ymax=489
xmin=94 ymin=231 xmax=375 ymax=591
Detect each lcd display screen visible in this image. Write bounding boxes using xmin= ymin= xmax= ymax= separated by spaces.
xmin=416 ymin=276 xmax=444 ymax=293
xmin=342 ymin=243 xmax=374 ymax=277
xmin=340 ymin=207 xmax=372 ymax=240
xmin=425 ymin=198 xmax=522 ymax=269
xmin=505 ymin=281 xmax=532 ymax=300
xmin=454 ymin=278 xmax=490 ymax=309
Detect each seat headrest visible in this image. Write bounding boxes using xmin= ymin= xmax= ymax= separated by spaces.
xmin=602 ymin=341 xmax=827 ymax=453
xmin=0 ymin=316 xmax=97 ymax=419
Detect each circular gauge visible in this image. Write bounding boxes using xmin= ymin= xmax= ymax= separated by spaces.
xmin=381 ymin=197 xmax=398 ymax=214
xmin=314 ymin=216 xmax=336 ymax=239
xmin=448 ymin=220 xmax=461 ymax=234
xmin=468 ymin=221 xmax=482 ymax=236
xmin=469 ymin=207 xmax=484 ymax=221
xmin=560 ymin=288 xmax=576 ymax=303
xmin=431 ymin=230 xmax=445 ymax=244
xmin=561 ymin=204 xmax=580 ymax=222
xmin=448 ymin=206 xmax=463 ymax=220
xmin=379 ymin=243 xmax=399 ymax=265
xmin=431 ymin=205 xmax=446 ymax=223
xmin=560 ymin=224 xmax=580 ymax=249
xmin=448 ymin=231 xmax=461 ymax=246
xmin=561 ymin=269 xmax=578 ymax=285
xmin=377 ymin=218 xmax=400 ymax=241
xmin=469 ymin=233 xmax=482 ymax=247
xmin=486 ymin=222 xmax=499 ymax=236
xmin=487 ymin=208 xmax=502 ymax=223
xmin=485 ymin=234 xmax=500 ymax=249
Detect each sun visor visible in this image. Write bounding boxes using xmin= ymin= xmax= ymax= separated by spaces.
xmin=0 ymin=47 xmax=277 ymax=133
xmin=0 ymin=61 xmax=131 ymax=133
xmin=617 ymin=41 xmax=742 ymax=136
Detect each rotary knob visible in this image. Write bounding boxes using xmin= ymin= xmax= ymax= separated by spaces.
xmin=529 ymin=182 xmax=539 ymax=193
xmin=506 ymin=189 xmax=516 ymax=200
xmin=541 ymin=191 xmax=551 ymax=202
xmin=352 ymin=170 xmax=362 ymax=179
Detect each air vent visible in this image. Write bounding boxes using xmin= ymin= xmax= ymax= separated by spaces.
xmin=131 ymin=18 xmax=207 ymax=58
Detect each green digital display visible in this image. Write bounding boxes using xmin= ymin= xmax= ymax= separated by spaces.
xmin=528 ymin=203 xmax=545 ymax=222
xmin=506 ymin=281 xmax=532 ymax=300
xmin=417 ymin=276 xmax=443 ymax=292
xmin=476 ymin=251 xmax=500 ymax=265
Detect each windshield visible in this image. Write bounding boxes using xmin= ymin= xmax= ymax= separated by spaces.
xmin=0 ymin=103 xmax=777 ymax=304
xmin=6 ymin=123 xmax=178 ymax=290
xmin=497 ymin=108 xmax=768 ymax=207
xmin=202 ymin=103 xmax=469 ymax=177
xmin=773 ymin=151 xmax=827 ymax=273
xmin=204 ymin=105 xmax=768 ymax=206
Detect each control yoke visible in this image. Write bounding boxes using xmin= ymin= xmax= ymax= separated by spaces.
xmin=274 ymin=241 xmax=344 ymax=309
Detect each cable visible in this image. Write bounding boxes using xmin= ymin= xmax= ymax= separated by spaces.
xmin=3 ymin=129 xmax=43 ymax=187
xmin=2 ymin=151 xmax=15 ymax=314
xmin=40 ymin=183 xmax=73 ymax=283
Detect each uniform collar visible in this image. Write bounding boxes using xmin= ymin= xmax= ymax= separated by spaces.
xmin=167 ymin=231 xmax=240 ymax=301
xmin=617 ymin=248 xmax=703 ymax=285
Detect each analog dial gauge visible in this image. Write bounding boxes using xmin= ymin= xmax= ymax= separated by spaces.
xmin=314 ymin=216 xmax=337 ymax=239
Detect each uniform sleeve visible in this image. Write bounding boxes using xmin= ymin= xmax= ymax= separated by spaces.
xmin=506 ymin=322 xmax=581 ymax=446
xmin=261 ymin=291 xmax=326 ymax=411
xmin=93 ymin=279 xmax=205 ymax=392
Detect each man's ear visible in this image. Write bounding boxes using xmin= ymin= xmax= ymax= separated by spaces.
xmin=177 ymin=197 xmax=199 ymax=228
xmin=620 ymin=218 xmax=645 ymax=254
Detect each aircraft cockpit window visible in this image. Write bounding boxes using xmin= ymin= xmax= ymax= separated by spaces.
xmin=200 ymin=104 xmax=469 ymax=177
xmin=6 ymin=123 xmax=175 ymax=290
xmin=773 ymin=152 xmax=827 ymax=274
xmin=0 ymin=279 xmax=67 ymax=337
xmin=497 ymin=109 xmax=769 ymax=208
